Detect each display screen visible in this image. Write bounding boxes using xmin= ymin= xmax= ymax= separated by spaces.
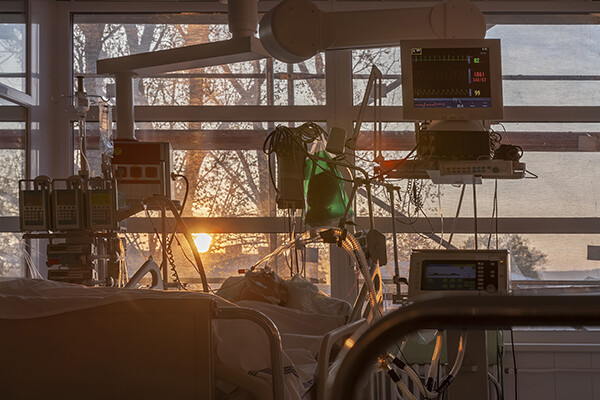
xmin=400 ymin=39 xmax=503 ymax=121
xmin=56 ymin=190 xmax=76 ymax=205
xmin=91 ymin=192 xmax=110 ymax=206
xmin=23 ymin=191 xmax=43 ymax=206
xmin=421 ymin=260 xmax=478 ymax=291
xmin=410 ymin=46 xmax=492 ymax=110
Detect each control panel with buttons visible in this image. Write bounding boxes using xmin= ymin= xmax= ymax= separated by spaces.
xmin=408 ymin=249 xmax=509 ymax=299
xmin=51 ymin=177 xmax=85 ymax=231
xmin=438 ymin=160 xmax=523 ymax=178
xmin=19 ymin=177 xmax=52 ymax=232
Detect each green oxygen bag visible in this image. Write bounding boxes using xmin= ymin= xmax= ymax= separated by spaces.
xmin=303 ymin=140 xmax=353 ymax=228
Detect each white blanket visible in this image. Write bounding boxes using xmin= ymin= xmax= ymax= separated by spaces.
xmin=0 ymin=279 xmax=346 ymax=399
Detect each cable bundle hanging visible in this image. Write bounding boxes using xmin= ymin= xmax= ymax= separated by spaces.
xmin=263 ymin=122 xmax=323 ymax=210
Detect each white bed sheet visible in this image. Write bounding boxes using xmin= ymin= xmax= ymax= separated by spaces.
xmin=0 ymin=279 xmax=346 ymax=399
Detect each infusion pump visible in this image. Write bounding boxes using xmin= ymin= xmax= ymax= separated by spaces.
xmin=408 ymin=249 xmax=509 ymax=299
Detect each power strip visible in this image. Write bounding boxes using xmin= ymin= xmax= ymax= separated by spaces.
xmin=438 ymin=160 xmax=524 ymax=177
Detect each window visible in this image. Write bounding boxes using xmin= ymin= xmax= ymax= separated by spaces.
xmin=488 ymin=25 xmax=600 ymax=106
xmin=0 ymin=103 xmax=26 ymax=277
xmin=71 ymin=12 xmax=329 ymax=289
xmin=0 ymin=1 xmax=26 ymax=92
xmin=73 ymin=14 xmax=325 ymax=106
xmin=59 ymin=4 xmax=600 ymax=294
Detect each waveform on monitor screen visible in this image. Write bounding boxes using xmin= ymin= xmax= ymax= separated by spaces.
xmin=414 ymin=69 xmax=468 ymax=82
xmin=414 ymin=88 xmax=469 ymax=97
xmin=413 ymin=55 xmax=469 ymax=62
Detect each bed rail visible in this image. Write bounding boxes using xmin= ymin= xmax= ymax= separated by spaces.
xmin=215 ymin=306 xmax=285 ymax=400
xmin=330 ymin=294 xmax=600 ymax=400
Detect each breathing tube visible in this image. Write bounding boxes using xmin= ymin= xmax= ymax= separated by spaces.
xmin=383 ymin=331 xmax=468 ymax=399
xmin=342 ymin=230 xmax=381 ymax=319
xmin=251 ymin=227 xmax=382 ymax=320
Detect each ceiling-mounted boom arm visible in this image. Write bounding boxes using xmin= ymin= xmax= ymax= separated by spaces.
xmin=96 ymin=0 xmax=269 ymax=141
xmin=259 ymin=0 xmax=486 ymax=63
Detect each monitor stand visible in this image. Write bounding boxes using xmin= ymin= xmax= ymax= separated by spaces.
xmin=447 ymin=330 xmax=490 ymax=400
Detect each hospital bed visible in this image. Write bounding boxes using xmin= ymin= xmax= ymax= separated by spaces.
xmin=330 ymin=293 xmax=600 ymax=400
xmin=0 ymin=278 xmax=367 ymax=400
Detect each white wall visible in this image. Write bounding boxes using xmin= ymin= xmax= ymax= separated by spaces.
xmin=502 ymin=330 xmax=600 ymax=400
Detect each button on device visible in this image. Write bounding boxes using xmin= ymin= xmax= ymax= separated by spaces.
xmin=116 ymin=166 xmax=127 ymax=178
xmin=130 ymin=166 xmax=143 ymax=178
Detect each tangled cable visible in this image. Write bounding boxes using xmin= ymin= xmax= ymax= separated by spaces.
xmin=263 ymin=122 xmax=326 ymax=194
xmin=263 ymin=122 xmax=325 ymax=156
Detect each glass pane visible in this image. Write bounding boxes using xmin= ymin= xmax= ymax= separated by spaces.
xmin=0 ymin=148 xmax=25 ymax=216
xmin=383 ymin=232 xmax=600 ymax=284
xmin=0 ymin=119 xmax=25 ymax=217
xmin=192 ymin=150 xmax=271 ymax=217
xmin=448 ymin=234 xmax=600 ymax=281
xmin=122 ymin=232 xmax=331 ymax=293
xmin=418 ymin=152 xmax=599 ymax=218
xmin=273 ymin=55 xmax=326 ymax=105
xmin=0 ymin=118 xmax=25 ymax=278
xmin=352 ymin=47 xmax=402 ymax=106
xmin=74 ymin=16 xmax=325 ymax=106
xmin=0 ymin=233 xmax=22 ymax=277
xmin=503 ymin=81 xmax=600 ymax=106
xmin=487 ymin=25 xmax=600 ymax=106
xmin=0 ymin=2 xmax=26 ymax=92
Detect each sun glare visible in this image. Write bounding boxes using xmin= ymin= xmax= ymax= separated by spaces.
xmin=192 ymin=233 xmax=212 ymax=253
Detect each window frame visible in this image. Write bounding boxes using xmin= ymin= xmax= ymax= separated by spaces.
xmin=34 ymin=1 xmax=600 ymax=292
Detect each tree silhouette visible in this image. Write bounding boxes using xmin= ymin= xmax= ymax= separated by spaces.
xmin=463 ymin=234 xmax=547 ymax=279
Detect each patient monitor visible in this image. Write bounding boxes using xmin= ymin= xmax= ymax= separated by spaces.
xmin=400 ymin=38 xmax=503 ymax=121
xmin=408 ymin=249 xmax=510 ymax=299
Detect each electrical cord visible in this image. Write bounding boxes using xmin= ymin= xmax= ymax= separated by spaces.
xmin=144 ymin=206 xmax=171 ymax=288
xmin=165 ymin=216 xmax=216 ymax=293
xmin=498 ymin=330 xmax=505 ymax=400
xmin=510 ymin=328 xmax=519 ymax=400
xmin=263 ymin=122 xmax=327 ymax=195
xmin=144 ymin=195 xmax=209 ymax=292
xmin=393 ymin=187 xmax=419 ymax=226
xmin=488 ymin=372 xmax=503 ymax=400
xmin=524 ymin=169 xmax=538 ymax=179
xmin=437 ymin=184 xmax=444 ymax=249
xmin=418 ymin=207 xmax=437 ymax=241
xmin=20 ymin=240 xmax=44 ymax=279
xmin=446 ymin=184 xmax=466 ymax=249
xmin=165 ymin=173 xmax=190 ymax=290
xmin=487 ymin=179 xmax=499 ymax=250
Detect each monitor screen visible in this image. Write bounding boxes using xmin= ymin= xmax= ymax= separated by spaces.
xmin=421 ymin=260 xmax=478 ymax=291
xmin=401 ymin=39 xmax=503 ymax=121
